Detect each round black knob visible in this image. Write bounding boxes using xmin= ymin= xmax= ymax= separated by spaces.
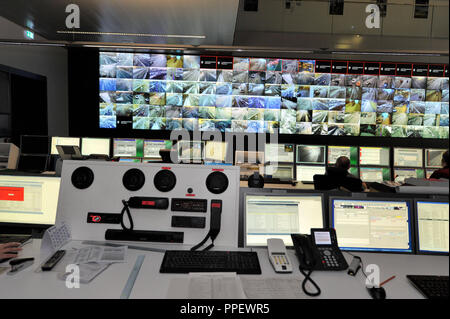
xmin=154 ymin=169 xmax=176 ymax=192
xmin=123 ymin=168 xmax=145 ymax=191
xmin=206 ymin=171 xmax=229 ymax=194
xmin=71 ymin=167 xmax=94 ymax=189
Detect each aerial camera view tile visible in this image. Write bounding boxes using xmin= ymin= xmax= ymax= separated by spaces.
xmin=99 ymin=53 xmax=449 ymax=138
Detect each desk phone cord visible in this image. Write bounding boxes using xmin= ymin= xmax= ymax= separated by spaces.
xmin=120 ymin=200 xmax=134 ymax=231
xmin=299 ymin=267 xmax=322 ymax=297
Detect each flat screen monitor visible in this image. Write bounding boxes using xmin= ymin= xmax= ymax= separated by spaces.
xmin=118 ymin=158 xmax=141 ymax=163
xmin=264 ymin=164 xmax=294 ymax=180
xmin=359 ymin=147 xmax=390 ymax=166
xmin=81 ymin=138 xmax=111 ymax=156
xmin=415 ymin=200 xmax=449 ymax=254
xmin=359 ymin=167 xmax=391 ymax=182
xmin=296 ymin=165 xmax=326 ymax=182
xmin=265 ymin=144 xmax=294 ymax=163
xmin=235 ymin=151 xmax=264 ymax=165
xmin=20 ymin=135 xmax=49 ymax=155
xmin=425 ymin=149 xmax=446 ymax=168
xmin=393 ymin=148 xmax=423 ymax=168
xmin=143 ymin=140 xmax=172 ymax=159
xmin=245 ymin=193 xmax=324 ymax=246
xmin=177 ymin=141 xmax=204 ymax=161
xmin=327 ymin=146 xmax=358 ymax=166
xmin=113 ymin=138 xmax=143 ymax=157
xmin=0 ymin=175 xmax=60 ymax=226
xmin=394 ymin=168 xmax=425 ymax=183
xmin=50 ymin=137 xmax=80 ymax=155
xmin=296 ymin=145 xmax=325 ymax=164
xmin=204 ymin=141 xmax=227 ymax=163
xmin=18 ymin=155 xmax=48 ymax=172
xmin=330 ymin=198 xmax=413 ymax=253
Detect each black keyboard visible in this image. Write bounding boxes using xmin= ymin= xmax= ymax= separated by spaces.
xmin=407 ymin=275 xmax=449 ymax=299
xmin=160 ymin=250 xmax=262 ymax=274
xmin=0 ymin=235 xmax=32 ymax=245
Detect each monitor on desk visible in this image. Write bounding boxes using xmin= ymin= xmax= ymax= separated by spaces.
xmin=327 ymin=146 xmax=358 ymax=166
xmin=296 ymin=145 xmax=325 ymax=164
xmin=143 ymin=140 xmax=172 ymax=159
xmin=359 ymin=147 xmax=390 ymax=166
xmin=113 ymin=138 xmax=143 ymax=157
xmin=414 ymin=200 xmax=449 ymax=255
xmin=394 ymin=168 xmax=425 ymax=182
xmin=296 ymin=165 xmax=326 ymax=182
xmin=425 ymin=149 xmax=446 ymax=168
xmin=20 ymin=135 xmax=50 ymax=155
xmin=360 ymin=167 xmax=391 ymax=182
xmin=204 ymin=141 xmax=227 ymax=163
xmin=393 ymin=148 xmax=423 ymax=168
xmin=264 ymin=164 xmax=294 ymax=180
xmin=50 ymin=137 xmax=80 ymax=155
xmin=177 ymin=141 xmax=205 ymax=162
xmin=330 ymin=197 xmax=413 ymax=253
xmin=265 ymin=144 xmax=294 ymax=163
xmin=0 ymin=175 xmax=60 ymax=226
xmin=245 ymin=193 xmax=324 ymax=246
xmin=81 ymin=138 xmax=110 ymax=156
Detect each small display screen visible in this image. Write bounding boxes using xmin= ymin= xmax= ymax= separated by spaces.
xmin=314 ymin=231 xmax=332 ymax=245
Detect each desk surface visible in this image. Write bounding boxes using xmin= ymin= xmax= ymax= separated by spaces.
xmin=0 ymin=239 xmax=448 ymax=299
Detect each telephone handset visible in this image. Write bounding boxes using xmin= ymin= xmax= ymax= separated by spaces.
xmin=291 ymin=228 xmax=348 ymax=271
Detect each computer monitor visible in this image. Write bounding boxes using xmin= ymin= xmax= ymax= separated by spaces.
xmin=113 ymin=138 xmax=144 ymax=157
xmin=50 ymin=137 xmax=80 ymax=155
xmin=264 ymin=164 xmax=294 ymax=180
xmin=265 ymin=144 xmax=294 ymax=163
xmin=425 ymin=149 xmax=446 ymax=168
xmin=20 ymin=135 xmax=49 ymax=155
xmin=415 ymin=200 xmax=449 ymax=254
xmin=394 ymin=168 xmax=425 ymax=183
xmin=359 ymin=147 xmax=390 ymax=166
xmin=118 ymin=158 xmax=142 ymax=163
xmin=327 ymin=146 xmax=358 ymax=166
xmin=393 ymin=148 xmax=423 ymax=168
xmin=81 ymin=138 xmax=110 ymax=156
xmin=143 ymin=140 xmax=172 ymax=159
xmin=359 ymin=167 xmax=391 ymax=182
xmin=296 ymin=165 xmax=326 ymax=182
xmin=296 ymin=145 xmax=325 ymax=164
xmin=330 ymin=197 xmax=413 ymax=253
xmin=204 ymin=141 xmax=228 ymax=163
xmin=177 ymin=141 xmax=205 ymax=162
xmin=0 ymin=175 xmax=60 ymax=226
xmin=245 ymin=193 xmax=324 ymax=246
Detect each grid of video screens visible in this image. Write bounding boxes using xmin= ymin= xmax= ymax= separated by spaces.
xmin=99 ymin=53 xmax=449 ymax=139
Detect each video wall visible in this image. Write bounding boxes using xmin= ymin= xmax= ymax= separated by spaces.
xmin=99 ymin=53 xmax=449 ymax=139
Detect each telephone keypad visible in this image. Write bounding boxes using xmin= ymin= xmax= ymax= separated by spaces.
xmin=318 ymin=247 xmax=340 ymax=269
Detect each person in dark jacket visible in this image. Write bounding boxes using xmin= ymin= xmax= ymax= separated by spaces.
xmin=326 ymin=156 xmax=367 ymax=191
xmin=430 ymin=150 xmax=449 ymax=179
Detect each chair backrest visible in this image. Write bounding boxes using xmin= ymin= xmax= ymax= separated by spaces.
xmin=339 ymin=176 xmax=363 ymax=192
xmin=313 ymin=174 xmax=339 ymax=190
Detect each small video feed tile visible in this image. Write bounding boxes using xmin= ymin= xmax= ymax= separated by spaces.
xmin=427 ymin=77 xmax=448 ymax=90
xmin=264 ymin=84 xmax=281 ymax=96
xmin=344 ymin=124 xmax=360 ymax=136
xmin=248 ymin=97 xmax=265 ymax=109
xmin=132 ymin=79 xmax=149 ymax=93
xmin=441 ymin=102 xmax=449 ymax=114
xmin=346 ymin=87 xmax=362 ymax=100
xmin=344 ymin=112 xmax=360 ymax=124
xmin=166 ymin=68 xmax=183 ymax=81
xmin=216 ymin=83 xmax=232 ymax=95
xmin=313 ymin=73 xmax=331 ymax=86
xmin=423 ymin=114 xmax=437 ymax=127
xmin=132 ymin=117 xmax=149 ymax=130
xmin=439 ymin=114 xmax=449 ymax=126
xmin=312 ymin=110 xmax=328 ymax=124
xmin=298 ymin=60 xmax=315 ymax=73
xmin=378 ymin=76 xmax=394 ymax=89
xmin=248 ymin=83 xmax=265 ymax=96
xmin=410 ymin=89 xmax=426 ymax=101
xmin=100 ymin=52 xmax=117 ymax=65
xmin=215 ymin=120 xmax=232 ymax=132
xmin=133 ymin=93 xmax=149 ymax=105
xmin=183 ymin=55 xmax=200 ymax=69
xmin=393 ymin=77 xmax=412 ymax=89
xmin=247 ymin=120 xmax=265 ymax=133
xmin=328 ymin=111 xmax=345 ymax=124
xmin=231 ymin=120 xmax=248 ymax=132
xmin=331 ymin=74 xmax=345 ymax=86
xmin=149 ymin=106 xmax=165 ymax=118
xmin=115 ymin=92 xmax=133 ymax=104
xmin=411 ymin=76 xmax=427 ymax=89
xmin=183 ymin=94 xmax=200 ymax=107
xmin=149 ymin=67 xmax=167 ymax=80
xmin=311 ymin=123 xmax=327 ymax=135
xmin=250 ymin=58 xmax=267 ymax=71
xmin=182 ymin=118 xmax=199 ymax=131
xmin=166 ymin=118 xmax=183 ymax=130
xmin=425 ymin=102 xmax=441 ymax=114
xmin=100 ymin=116 xmax=117 ymax=129
xmin=296 ymin=110 xmax=312 ymax=122
xmin=360 ymin=112 xmax=377 ymax=125
xmin=233 ymin=96 xmax=249 ymax=108
xmin=100 ymin=64 xmax=116 ymax=78
xmin=182 ymin=106 xmax=199 ymax=119
xmin=117 ymin=79 xmax=133 ymax=91
xmin=361 ymin=100 xmax=377 ymax=112
xmin=426 ymin=90 xmax=442 ymax=102
xmin=148 ymin=117 xmax=166 ymax=130
xmin=166 ymin=81 xmax=184 ymax=94
xmin=183 ymin=82 xmax=200 ymax=94
xmin=392 ymin=112 xmax=408 ymax=125
xmin=149 ymin=81 xmax=166 ymax=93
xmin=345 ymin=100 xmax=361 ymax=113
xmin=297 ymin=85 xmax=310 ymax=98
xmin=200 ymin=69 xmax=217 ymax=82
xmin=216 ymin=70 xmax=232 ymax=83
xmin=165 ymin=106 xmax=182 ymax=118
xmin=133 ymin=67 xmax=149 ymax=79
xmin=406 ymin=126 xmax=423 ymax=138
xmin=232 ymin=108 xmax=247 ymax=120
xmin=100 ymin=91 xmax=116 ymax=104
xmin=149 ymin=54 xmax=167 ymax=67
xmin=296 ymin=72 xmax=315 ymax=85
xmin=407 ymin=114 xmax=424 ymax=126
xmin=264 ymin=108 xmax=280 ymax=122
xmin=149 ymin=93 xmax=166 ymax=106
xmin=166 ymin=93 xmax=183 ymax=107
xmin=394 ymin=89 xmax=410 ymax=104
xmin=439 ymin=126 xmax=449 ymax=139
xmin=376 ymin=125 xmax=392 ymax=137
xmin=100 ymin=78 xmax=116 ymax=91
xmin=282 ymin=59 xmax=298 ymax=73
xmin=133 ymin=54 xmax=151 ymax=67
xmin=296 ymin=122 xmax=312 ymax=135
xmin=248 ymin=71 xmax=265 ymax=84
xmin=409 ymin=101 xmax=425 ymax=114
xmin=265 ymin=71 xmax=282 ymax=84
xmin=281 ymin=72 xmax=296 ymax=85
xmin=376 ymin=112 xmax=391 ymax=125
xmin=422 ymin=126 xmax=440 ymax=139
xmin=360 ymin=124 xmax=376 ymax=137
xmin=282 ymin=84 xmax=297 ymax=100
xmin=116 ymin=53 xmax=133 ymax=66
xmin=247 ymin=108 xmax=264 ymax=121
xmin=183 ymin=69 xmax=200 ymax=81
xmin=391 ymin=125 xmax=407 ymax=138
xmin=232 ymin=83 xmax=247 ymax=95
xmin=345 ymin=75 xmax=362 ymax=87
xmin=442 ymin=90 xmax=449 ymax=102
xmin=329 ymin=86 xmax=346 ymax=99
xmin=233 ymin=58 xmax=249 ymax=71
xmin=199 ymin=83 xmax=216 ymax=95
xmin=233 ymin=71 xmax=248 ymax=83
xmin=267 ymin=59 xmax=282 ymax=72
xmin=362 ymin=88 xmax=378 ymax=101
xmin=215 ymin=107 xmax=232 ymax=120
xmin=167 ymin=55 xmax=183 ymax=68
xmin=377 ymin=88 xmax=394 ymax=101
xmin=198 ymin=95 xmax=216 ymax=107
xmin=328 ymin=99 xmax=345 ymax=111
xmin=326 ymin=124 xmax=344 ymax=136
xmin=100 ymin=103 xmax=116 ymax=116
xmin=116 ymin=104 xmax=133 ymax=117
xmin=215 ymin=95 xmax=232 ymax=108
xmin=310 ymin=86 xmax=329 ymax=99
xmin=362 ymin=75 xmax=378 ymax=88
xmin=116 ymin=66 xmax=133 ymax=79
xmin=265 ymin=96 xmax=281 ymax=110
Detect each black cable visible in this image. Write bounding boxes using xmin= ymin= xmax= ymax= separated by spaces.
xmin=120 ymin=200 xmax=134 ymax=231
xmin=299 ymin=267 xmax=321 ymax=297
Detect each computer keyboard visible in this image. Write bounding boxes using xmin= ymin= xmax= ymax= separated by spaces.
xmin=407 ymin=275 xmax=449 ymax=299
xmin=160 ymin=250 xmax=262 ymax=274
xmin=0 ymin=235 xmax=32 ymax=245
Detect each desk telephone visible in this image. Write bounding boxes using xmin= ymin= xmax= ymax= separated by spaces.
xmin=291 ymin=228 xmax=348 ymax=271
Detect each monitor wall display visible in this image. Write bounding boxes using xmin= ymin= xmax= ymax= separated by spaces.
xmin=51 ymin=137 xmax=80 ymax=155
xmin=359 ymin=147 xmax=390 ymax=166
xmin=327 ymin=146 xmax=358 ymax=166
xmin=296 ymin=145 xmax=326 ymax=164
xmin=98 ymin=53 xmax=449 ymax=139
xmin=416 ymin=201 xmax=449 ymax=254
xmin=393 ymin=148 xmax=423 ymax=167
xmin=81 ymin=138 xmax=111 ymax=156
xmin=425 ymin=148 xmax=447 ymax=168
xmin=296 ymin=165 xmax=326 ymax=182
xmin=143 ymin=140 xmax=172 ymax=158
xmin=360 ymin=167 xmax=391 ymax=182
xmin=113 ymin=138 xmax=143 ymax=157
xmin=265 ymin=143 xmax=294 ymax=163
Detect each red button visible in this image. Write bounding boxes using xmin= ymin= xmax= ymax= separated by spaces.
xmin=212 ymin=203 xmax=221 ymax=208
xmin=142 ymin=201 xmax=155 ymax=206
xmin=0 ymin=187 xmax=24 ymax=201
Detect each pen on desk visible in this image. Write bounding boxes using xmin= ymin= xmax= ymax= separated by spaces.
xmin=380 ymin=275 xmax=396 ymax=287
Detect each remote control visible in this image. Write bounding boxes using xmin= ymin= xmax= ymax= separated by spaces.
xmin=41 ymin=250 xmax=66 ymax=271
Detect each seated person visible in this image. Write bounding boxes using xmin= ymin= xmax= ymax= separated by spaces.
xmin=430 ymin=150 xmax=449 ymax=179
xmin=326 ymin=156 xmax=367 ymax=191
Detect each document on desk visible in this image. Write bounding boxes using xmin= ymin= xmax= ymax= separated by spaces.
xmin=73 ymin=246 xmax=127 ymax=264
xmin=240 ymin=277 xmax=305 ymax=299
xmin=58 ymin=262 xmax=111 ymax=284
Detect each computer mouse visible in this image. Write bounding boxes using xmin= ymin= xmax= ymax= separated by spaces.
xmin=367 ymin=287 xmax=386 ymax=300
